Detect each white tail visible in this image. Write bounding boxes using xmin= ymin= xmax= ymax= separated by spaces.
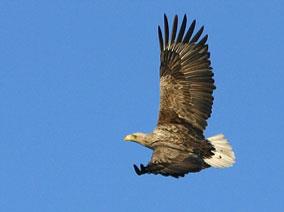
xmin=204 ymin=134 xmax=236 ymax=168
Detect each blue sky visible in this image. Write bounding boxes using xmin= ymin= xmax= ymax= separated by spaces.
xmin=1 ymin=0 xmax=284 ymax=211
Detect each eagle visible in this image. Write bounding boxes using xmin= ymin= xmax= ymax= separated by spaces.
xmin=124 ymin=14 xmax=235 ymax=178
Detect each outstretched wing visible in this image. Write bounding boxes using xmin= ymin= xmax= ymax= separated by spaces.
xmin=157 ymin=14 xmax=215 ymax=132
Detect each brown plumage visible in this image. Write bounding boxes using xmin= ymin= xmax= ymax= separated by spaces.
xmin=124 ymin=14 xmax=235 ymax=178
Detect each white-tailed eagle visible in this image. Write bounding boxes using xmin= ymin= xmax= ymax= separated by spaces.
xmin=124 ymin=14 xmax=235 ymax=178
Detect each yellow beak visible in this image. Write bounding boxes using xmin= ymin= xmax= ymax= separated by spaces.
xmin=124 ymin=134 xmax=133 ymax=141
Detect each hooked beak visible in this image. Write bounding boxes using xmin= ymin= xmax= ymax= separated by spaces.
xmin=124 ymin=134 xmax=133 ymax=142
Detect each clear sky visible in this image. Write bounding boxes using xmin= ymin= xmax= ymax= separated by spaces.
xmin=1 ymin=0 xmax=284 ymax=211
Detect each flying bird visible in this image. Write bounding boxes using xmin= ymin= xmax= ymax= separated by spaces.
xmin=124 ymin=14 xmax=235 ymax=178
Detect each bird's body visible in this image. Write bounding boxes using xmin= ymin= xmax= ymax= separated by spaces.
xmin=124 ymin=14 xmax=235 ymax=178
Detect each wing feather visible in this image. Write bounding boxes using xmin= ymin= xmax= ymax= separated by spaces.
xmin=164 ymin=14 xmax=169 ymax=48
xmin=190 ymin=26 xmax=204 ymax=43
xmin=183 ymin=20 xmax=196 ymax=43
xmin=158 ymin=26 xmax=163 ymax=51
xmin=176 ymin=15 xmax=187 ymax=42
xmin=170 ymin=15 xmax=178 ymax=45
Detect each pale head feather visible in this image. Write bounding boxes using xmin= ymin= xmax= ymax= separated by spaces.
xmin=124 ymin=132 xmax=152 ymax=147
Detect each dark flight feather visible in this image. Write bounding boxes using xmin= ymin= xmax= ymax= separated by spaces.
xmin=164 ymin=14 xmax=169 ymax=48
xmin=170 ymin=15 xmax=178 ymax=45
xmin=190 ymin=26 xmax=204 ymax=43
xmin=176 ymin=15 xmax=187 ymax=42
xmin=158 ymin=26 xmax=163 ymax=51
xmin=183 ymin=20 xmax=196 ymax=43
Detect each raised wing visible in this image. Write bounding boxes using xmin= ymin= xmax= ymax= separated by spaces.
xmin=157 ymin=15 xmax=215 ymax=132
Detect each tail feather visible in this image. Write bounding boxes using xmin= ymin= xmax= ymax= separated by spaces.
xmin=204 ymin=134 xmax=235 ymax=168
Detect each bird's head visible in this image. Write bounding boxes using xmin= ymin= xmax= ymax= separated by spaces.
xmin=124 ymin=132 xmax=152 ymax=147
